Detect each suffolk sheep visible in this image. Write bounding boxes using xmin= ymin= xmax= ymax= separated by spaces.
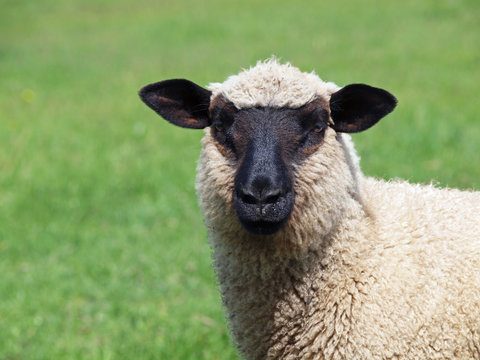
xmin=139 ymin=59 xmax=480 ymax=360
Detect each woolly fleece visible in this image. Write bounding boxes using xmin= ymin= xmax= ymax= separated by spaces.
xmin=208 ymin=58 xmax=340 ymax=109
xmin=195 ymin=60 xmax=480 ymax=359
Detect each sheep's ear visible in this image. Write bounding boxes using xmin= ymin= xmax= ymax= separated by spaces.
xmin=139 ymin=79 xmax=212 ymax=129
xmin=329 ymin=84 xmax=397 ymax=133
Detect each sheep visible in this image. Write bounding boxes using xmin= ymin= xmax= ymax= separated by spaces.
xmin=139 ymin=58 xmax=480 ymax=360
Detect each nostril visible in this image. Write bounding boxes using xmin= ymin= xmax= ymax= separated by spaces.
xmin=262 ymin=188 xmax=282 ymax=204
xmin=237 ymin=188 xmax=258 ymax=204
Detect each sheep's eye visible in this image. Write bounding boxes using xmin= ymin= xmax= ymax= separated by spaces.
xmin=313 ymin=123 xmax=326 ymax=134
xmin=210 ymin=99 xmax=237 ymax=133
xmin=212 ymin=113 xmax=234 ymax=132
xmin=300 ymin=107 xmax=329 ymax=135
xmin=215 ymin=122 xmax=225 ymax=132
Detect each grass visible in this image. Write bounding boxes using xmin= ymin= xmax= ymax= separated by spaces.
xmin=1 ymin=0 xmax=479 ymax=358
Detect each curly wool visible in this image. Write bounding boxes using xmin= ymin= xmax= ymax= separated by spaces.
xmin=195 ymin=60 xmax=480 ymax=359
xmin=208 ymin=58 xmax=340 ymax=109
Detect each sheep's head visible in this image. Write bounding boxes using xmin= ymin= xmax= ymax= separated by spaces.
xmin=139 ymin=61 xmax=396 ymax=236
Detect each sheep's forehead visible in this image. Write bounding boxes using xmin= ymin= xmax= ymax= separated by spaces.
xmin=208 ymin=59 xmax=340 ymax=109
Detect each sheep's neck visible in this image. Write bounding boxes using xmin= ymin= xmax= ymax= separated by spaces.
xmin=210 ymin=200 xmax=370 ymax=359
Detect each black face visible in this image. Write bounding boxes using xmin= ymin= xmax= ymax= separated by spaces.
xmin=210 ymin=98 xmax=330 ymax=235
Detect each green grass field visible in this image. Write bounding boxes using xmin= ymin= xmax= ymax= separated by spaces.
xmin=1 ymin=0 xmax=479 ymax=358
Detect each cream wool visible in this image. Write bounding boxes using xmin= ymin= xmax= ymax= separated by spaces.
xmin=208 ymin=58 xmax=340 ymax=109
xmin=139 ymin=59 xmax=480 ymax=359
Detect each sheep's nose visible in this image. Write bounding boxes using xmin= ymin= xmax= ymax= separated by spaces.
xmin=233 ymin=157 xmax=294 ymax=235
xmin=237 ymin=184 xmax=283 ymax=205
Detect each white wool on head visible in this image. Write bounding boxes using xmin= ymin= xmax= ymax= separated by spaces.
xmin=208 ymin=58 xmax=340 ymax=109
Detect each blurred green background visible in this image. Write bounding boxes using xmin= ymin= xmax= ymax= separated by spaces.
xmin=1 ymin=0 xmax=479 ymax=359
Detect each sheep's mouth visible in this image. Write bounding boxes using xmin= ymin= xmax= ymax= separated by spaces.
xmin=239 ymin=219 xmax=288 ymax=235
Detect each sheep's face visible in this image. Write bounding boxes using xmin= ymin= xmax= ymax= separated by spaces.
xmin=139 ymin=66 xmax=396 ymax=236
xmin=208 ymin=96 xmax=330 ymax=234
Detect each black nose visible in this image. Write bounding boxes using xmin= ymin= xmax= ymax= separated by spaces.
xmin=234 ymin=174 xmax=294 ymax=235
xmin=237 ymin=183 xmax=283 ymax=205
xmin=233 ymin=139 xmax=295 ymax=235
xmin=238 ymin=175 xmax=283 ymax=205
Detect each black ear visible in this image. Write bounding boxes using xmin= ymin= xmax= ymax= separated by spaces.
xmin=329 ymin=84 xmax=397 ymax=133
xmin=139 ymin=79 xmax=212 ymax=129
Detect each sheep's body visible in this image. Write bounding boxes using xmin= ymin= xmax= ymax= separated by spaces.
xmin=140 ymin=59 xmax=480 ymax=359
xmin=197 ymin=123 xmax=480 ymax=359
